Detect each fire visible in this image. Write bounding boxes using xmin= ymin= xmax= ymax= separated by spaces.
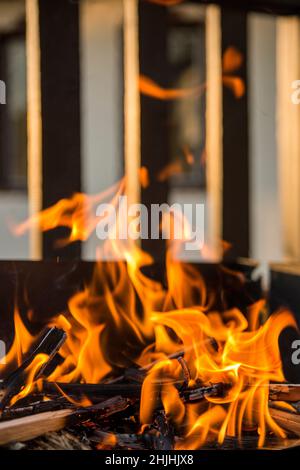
xmin=139 ymin=75 xmax=204 ymax=100
xmin=139 ymin=47 xmax=245 ymax=103
xmin=11 ymin=179 xmax=125 ymax=247
xmin=146 ymin=0 xmax=185 ymax=7
xmin=4 ymin=307 xmax=35 ymax=369
xmin=97 ymin=432 xmax=118 ymax=450
xmin=222 ymin=46 xmax=245 ymax=99
xmin=143 ymin=305 xmax=296 ymax=448
xmin=157 ymin=145 xmax=195 ymax=182
xmin=3 ymin=179 xmax=298 ymax=449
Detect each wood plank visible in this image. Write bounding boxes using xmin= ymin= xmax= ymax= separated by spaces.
xmin=205 ymin=5 xmax=223 ymax=261
xmin=0 ymin=408 xmax=73 ymax=445
xmin=124 ymin=0 xmax=141 ymax=208
xmin=0 ymin=396 xmax=129 ymax=446
xmin=270 ymin=407 xmax=300 ymax=437
xmin=277 ymin=17 xmax=300 ymax=260
xmin=25 ymin=0 xmax=43 ymax=259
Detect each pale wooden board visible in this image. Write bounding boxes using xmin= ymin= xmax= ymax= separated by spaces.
xmin=0 ymin=408 xmax=73 ymax=446
xmin=270 ymin=407 xmax=300 ymax=436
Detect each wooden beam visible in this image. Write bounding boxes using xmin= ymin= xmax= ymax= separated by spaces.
xmin=124 ymin=0 xmax=141 ymax=208
xmin=26 ymin=0 xmax=42 ymax=260
xmin=205 ymin=5 xmax=223 ymax=261
xmin=276 ymin=17 xmax=300 ymax=260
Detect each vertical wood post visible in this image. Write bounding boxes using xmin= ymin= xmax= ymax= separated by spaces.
xmin=26 ymin=0 xmax=42 ymax=259
xmin=277 ymin=17 xmax=300 ymax=260
xmin=206 ymin=5 xmax=223 ymax=261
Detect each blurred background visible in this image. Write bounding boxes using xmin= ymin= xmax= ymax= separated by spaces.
xmin=0 ymin=0 xmax=299 ymax=277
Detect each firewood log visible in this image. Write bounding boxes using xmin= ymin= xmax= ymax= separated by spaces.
xmin=269 ymin=407 xmax=300 ymax=437
xmin=0 ymin=396 xmax=130 ymax=446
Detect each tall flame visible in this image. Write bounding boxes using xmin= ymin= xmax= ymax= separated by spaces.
xmin=5 ymin=179 xmax=298 ymax=449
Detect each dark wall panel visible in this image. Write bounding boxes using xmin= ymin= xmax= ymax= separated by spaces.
xmin=39 ymin=0 xmax=81 ymax=259
xmin=138 ymin=2 xmax=169 ymax=261
xmin=221 ymin=8 xmax=249 ymax=259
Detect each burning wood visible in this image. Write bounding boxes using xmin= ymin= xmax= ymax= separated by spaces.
xmin=143 ymin=411 xmax=174 ymax=450
xmin=43 ymin=381 xmax=142 ymax=399
xmin=2 ymin=187 xmax=300 ymax=450
xmin=0 ymin=396 xmax=132 ymax=446
xmin=269 ymin=407 xmax=300 ymax=437
xmin=181 ymin=382 xmax=227 ymax=402
xmin=0 ymin=327 xmax=66 ymax=410
xmin=269 ymin=384 xmax=300 ymax=402
xmin=0 ymin=408 xmax=75 ymax=446
xmin=0 ymin=297 xmax=299 ymax=450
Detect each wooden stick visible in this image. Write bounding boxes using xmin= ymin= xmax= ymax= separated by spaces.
xmin=1 ymin=397 xmax=72 ymax=421
xmin=269 ymin=384 xmax=300 ymax=402
xmin=143 ymin=411 xmax=174 ymax=450
xmin=269 ymin=407 xmax=300 ymax=437
xmin=182 ymin=382 xmax=226 ymax=402
xmin=0 ymin=327 xmax=66 ymax=410
xmin=0 ymin=408 xmax=74 ymax=445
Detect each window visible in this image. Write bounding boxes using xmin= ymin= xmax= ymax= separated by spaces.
xmin=0 ymin=1 xmax=26 ymax=190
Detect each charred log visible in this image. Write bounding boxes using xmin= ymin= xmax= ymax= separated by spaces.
xmin=0 ymin=327 xmax=66 ymax=410
xmin=0 ymin=396 xmax=131 ymax=446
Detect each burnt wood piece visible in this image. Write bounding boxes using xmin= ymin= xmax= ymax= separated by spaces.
xmin=44 ymin=380 xmax=227 ymax=404
xmin=1 ymin=399 xmax=73 ymax=422
xmin=182 ymin=382 xmax=227 ymax=402
xmin=269 ymin=384 xmax=300 ymax=402
xmin=269 ymin=407 xmax=300 ymax=437
xmin=91 ymin=430 xmax=145 ymax=450
xmin=143 ymin=411 xmax=174 ymax=450
xmin=0 ymin=396 xmax=131 ymax=447
xmin=43 ymin=381 xmax=142 ymax=399
xmin=0 ymin=327 xmax=67 ymax=410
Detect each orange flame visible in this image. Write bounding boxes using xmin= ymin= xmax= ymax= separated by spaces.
xmin=222 ymin=46 xmax=245 ymax=98
xmin=139 ymin=75 xmax=204 ymax=101
xmin=145 ymin=0 xmax=185 ymax=6
xmin=157 ymin=145 xmax=195 ymax=182
xmin=11 ymin=179 xmax=125 ymax=247
xmin=139 ymin=47 xmax=245 ymax=103
xmin=5 ymin=179 xmax=299 ymax=449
